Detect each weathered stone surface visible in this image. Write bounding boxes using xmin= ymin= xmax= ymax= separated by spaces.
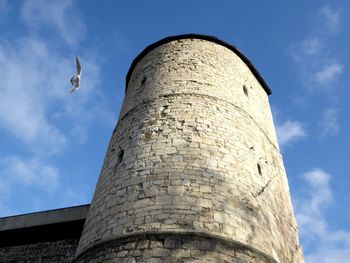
xmin=75 ymin=36 xmax=304 ymax=262
xmin=0 ymin=239 xmax=78 ymax=263
xmin=74 ymin=233 xmax=277 ymax=263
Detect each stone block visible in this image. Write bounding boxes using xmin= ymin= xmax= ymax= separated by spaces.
xmin=164 ymin=237 xmax=182 ymax=249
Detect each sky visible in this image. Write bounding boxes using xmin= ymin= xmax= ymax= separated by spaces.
xmin=0 ymin=1 xmax=349 ymax=262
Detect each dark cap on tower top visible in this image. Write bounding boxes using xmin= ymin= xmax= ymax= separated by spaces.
xmin=125 ymin=34 xmax=272 ymax=95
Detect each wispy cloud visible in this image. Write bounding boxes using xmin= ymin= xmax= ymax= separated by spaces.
xmin=288 ymin=4 xmax=344 ymax=141
xmin=315 ymin=63 xmax=343 ymax=84
xmin=0 ymin=1 xmax=114 ymax=216
xmin=294 ymin=168 xmax=350 ymax=263
xmin=276 ymin=120 xmax=306 ymax=147
xmin=319 ymin=108 xmax=340 ymax=137
xmin=0 ymin=0 xmax=113 ymax=155
xmin=0 ymin=156 xmax=59 ymax=192
xmin=296 ymin=169 xmax=331 ymax=237
xmin=0 ymin=38 xmax=68 ymax=154
xmin=290 ymin=5 xmax=343 ymax=92
xmin=0 ymin=156 xmax=61 ymax=216
xmin=298 ymin=37 xmax=322 ymax=57
xmin=319 ymin=5 xmax=341 ymax=33
xmin=21 ymin=0 xmax=86 ymax=46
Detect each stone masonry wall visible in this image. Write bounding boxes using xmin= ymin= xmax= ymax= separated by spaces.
xmin=75 ymin=233 xmax=277 ymax=263
xmin=0 ymin=239 xmax=78 ymax=263
xmin=75 ymin=38 xmax=304 ymax=262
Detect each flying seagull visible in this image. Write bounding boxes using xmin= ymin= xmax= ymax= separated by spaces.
xmin=70 ymin=56 xmax=82 ymax=93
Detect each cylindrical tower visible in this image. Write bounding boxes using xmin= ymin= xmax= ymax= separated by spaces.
xmin=75 ymin=34 xmax=304 ymax=262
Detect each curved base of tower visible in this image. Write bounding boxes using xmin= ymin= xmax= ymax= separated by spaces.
xmin=74 ymin=231 xmax=278 ymax=263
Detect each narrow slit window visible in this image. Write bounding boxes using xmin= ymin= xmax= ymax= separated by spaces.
xmin=118 ymin=150 xmax=124 ymax=164
xmin=257 ymin=163 xmax=262 ymax=175
xmin=141 ymin=76 xmax=147 ymax=86
xmin=243 ymin=85 xmax=248 ymax=96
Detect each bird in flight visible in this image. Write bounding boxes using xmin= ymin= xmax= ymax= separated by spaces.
xmin=69 ymin=56 xmax=82 ymax=93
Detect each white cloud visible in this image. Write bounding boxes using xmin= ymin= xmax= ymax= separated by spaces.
xmin=1 ymin=156 xmax=59 ymax=191
xmin=0 ymin=38 xmax=69 ymax=154
xmin=21 ymin=0 xmax=86 ymax=46
xmin=290 ymin=5 xmax=343 ymax=92
xmin=300 ymin=37 xmax=322 ymax=57
xmin=315 ymin=63 xmax=343 ymax=84
xmin=307 ymin=247 xmax=350 ymax=263
xmin=320 ymin=5 xmax=340 ymax=33
xmin=320 ymin=108 xmax=340 ymax=137
xmin=0 ymin=155 xmax=59 ymax=193
xmin=294 ymin=168 xmax=350 ymax=263
xmin=298 ymin=169 xmax=332 ymax=223
xmin=0 ymin=0 xmax=114 ymax=216
xmin=276 ymin=120 xmax=306 ymax=147
xmin=0 ymin=153 xmax=95 ymax=216
xmin=0 ymin=155 xmax=61 ymax=216
xmin=0 ymin=1 xmax=114 ymax=155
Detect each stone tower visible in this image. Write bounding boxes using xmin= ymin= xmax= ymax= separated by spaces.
xmin=74 ymin=34 xmax=304 ymax=263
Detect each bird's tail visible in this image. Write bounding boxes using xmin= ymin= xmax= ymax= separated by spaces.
xmin=69 ymin=87 xmax=77 ymax=94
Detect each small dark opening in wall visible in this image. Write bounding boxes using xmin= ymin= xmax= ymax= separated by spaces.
xmin=118 ymin=150 xmax=124 ymax=164
xmin=257 ymin=163 xmax=262 ymax=175
xmin=243 ymin=85 xmax=248 ymax=96
xmin=141 ymin=76 xmax=147 ymax=86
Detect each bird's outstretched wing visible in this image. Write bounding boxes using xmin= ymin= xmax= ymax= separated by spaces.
xmin=76 ymin=56 xmax=82 ymax=75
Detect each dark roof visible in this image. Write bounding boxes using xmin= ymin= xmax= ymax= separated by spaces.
xmin=0 ymin=204 xmax=90 ymax=247
xmin=125 ymin=34 xmax=272 ymax=95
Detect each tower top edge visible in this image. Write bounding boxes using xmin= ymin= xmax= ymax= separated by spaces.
xmin=125 ymin=34 xmax=272 ymax=95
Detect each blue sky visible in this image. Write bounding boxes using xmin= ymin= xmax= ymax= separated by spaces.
xmin=0 ymin=1 xmax=349 ymax=262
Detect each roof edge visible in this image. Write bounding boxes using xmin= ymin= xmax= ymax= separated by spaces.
xmin=0 ymin=204 xmax=90 ymax=231
xmin=125 ymin=34 xmax=272 ymax=95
